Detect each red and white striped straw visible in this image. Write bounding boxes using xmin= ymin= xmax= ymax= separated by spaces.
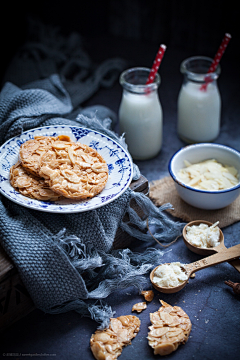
xmin=200 ymin=33 xmax=231 ymax=91
xmin=146 ymin=44 xmax=167 ymax=85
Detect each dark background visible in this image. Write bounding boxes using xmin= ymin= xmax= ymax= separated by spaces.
xmin=1 ymin=0 xmax=240 ymax=86
xmin=1 ymin=2 xmax=240 ymax=360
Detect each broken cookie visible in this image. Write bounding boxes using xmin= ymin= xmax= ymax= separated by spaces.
xmin=148 ymin=300 xmax=192 ymax=356
xmin=90 ymin=315 xmax=140 ymax=360
xmin=141 ymin=290 xmax=154 ymax=302
xmin=132 ymin=302 xmax=147 ymax=313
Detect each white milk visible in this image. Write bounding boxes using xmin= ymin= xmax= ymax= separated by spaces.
xmin=177 ymin=81 xmax=221 ymax=143
xmin=119 ymin=90 xmax=163 ymax=160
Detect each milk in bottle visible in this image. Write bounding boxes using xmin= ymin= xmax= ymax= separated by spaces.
xmin=119 ymin=67 xmax=163 ymax=160
xmin=177 ymin=56 xmax=221 ymax=143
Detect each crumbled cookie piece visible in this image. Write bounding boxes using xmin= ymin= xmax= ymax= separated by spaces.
xmin=39 ymin=141 xmax=108 ymax=200
xmin=141 ymin=290 xmax=154 ymax=302
xmin=10 ymin=161 xmax=61 ymax=201
xmin=148 ymin=300 xmax=192 ymax=356
xmin=132 ymin=302 xmax=147 ymax=313
xmin=90 ymin=315 xmax=140 ymax=360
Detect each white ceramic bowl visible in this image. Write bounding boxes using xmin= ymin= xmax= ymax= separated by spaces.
xmin=168 ymin=143 xmax=240 ymax=210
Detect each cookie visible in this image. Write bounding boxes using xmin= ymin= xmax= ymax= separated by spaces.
xmin=90 ymin=315 xmax=140 ymax=360
xmin=10 ymin=161 xmax=62 ymax=201
xmin=39 ymin=141 xmax=108 ymax=200
xmin=148 ymin=300 xmax=192 ymax=356
xmin=19 ymin=135 xmax=72 ymax=176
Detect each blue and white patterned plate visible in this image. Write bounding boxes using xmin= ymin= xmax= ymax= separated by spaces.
xmin=0 ymin=126 xmax=133 ymax=213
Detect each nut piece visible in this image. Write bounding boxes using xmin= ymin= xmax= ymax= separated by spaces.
xmin=90 ymin=315 xmax=140 ymax=360
xmin=148 ymin=300 xmax=192 ymax=356
xmin=132 ymin=302 xmax=147 ymax=313
xmin=141 ymin=290 xmax=154 ymax=302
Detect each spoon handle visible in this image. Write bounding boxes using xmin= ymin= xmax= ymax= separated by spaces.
xmin=185 ymin=244 xmax=240 ymax=275
xmin=228 ymin=258 xmax=240 ymax=273
xmin=215 ymin=244 xmax=240 ymax=274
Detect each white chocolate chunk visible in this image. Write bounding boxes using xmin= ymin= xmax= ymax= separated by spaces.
xmin=177 ymin=159 xmax=239 ymax=191
xmin=185 ymin=222 xmax=220 ymax=248
xmin=152 ymin=262 xmax=188 ymax=288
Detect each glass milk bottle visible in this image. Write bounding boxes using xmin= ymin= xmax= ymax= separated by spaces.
xmin=177 ymin=56 xmax=221 ymax=143
xmin=118 ymin=67 xmax=163 ymax=160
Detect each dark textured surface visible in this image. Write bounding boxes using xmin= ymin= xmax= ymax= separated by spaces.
xmin=1 ymin=3 xmax=240 ymax=359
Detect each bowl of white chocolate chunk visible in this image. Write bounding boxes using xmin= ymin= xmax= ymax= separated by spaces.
xmin=168 ymin=143 xmax=240 ymax=209
xmin=150 ymin=262 xmax=188 ymax=293
xmin=182 ymin=220 xmax=224 ymax=255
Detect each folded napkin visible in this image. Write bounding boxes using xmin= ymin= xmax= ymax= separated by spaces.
xmin=0 ymin=22 xmax=184 ymax=327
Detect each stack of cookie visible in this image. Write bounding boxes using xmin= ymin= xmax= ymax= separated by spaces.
xmin=10 ymin=135 xmax=109 ymax=202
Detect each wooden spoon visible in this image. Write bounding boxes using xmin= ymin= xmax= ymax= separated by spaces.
xmin=182 ymin=220 xmax=240 ymax=273
xmin=150 ymin=243 xmax=240 ymax=293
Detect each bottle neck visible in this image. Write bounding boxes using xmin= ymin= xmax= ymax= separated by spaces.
xmin=183 ymin=73 xmax=218 ymax=86
xmin=181 ymin=56 xmax=220 ymax=84
xmin=120 ymin=67 xmax=160 ymax=94
xmin=122 ymin=87 xmax=159 ymax=96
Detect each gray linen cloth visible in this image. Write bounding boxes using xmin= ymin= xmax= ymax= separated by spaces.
xmin=0 ymin=75 xmax=184 ymax=328
xmin=0 ymin=23 xmax=184 ymax=327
